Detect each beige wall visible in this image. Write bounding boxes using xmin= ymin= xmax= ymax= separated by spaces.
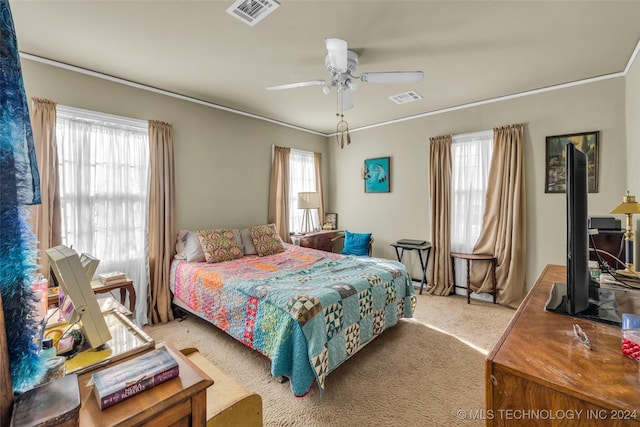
xmin=328 ymin=78 xmax=628 ymax=287
xmin=20 ymin=59 xmax=328 ymax=230
xmin=626 ymin=52 xmax=640 ymax=267
xmin=21 ymin=57 xmax=632 ymax=292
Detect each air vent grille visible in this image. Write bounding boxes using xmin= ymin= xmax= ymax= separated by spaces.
xmin=389 ymin=91 xmax=423 ymax=104
xmin=226 ymin=0 xmax=280 ymax=27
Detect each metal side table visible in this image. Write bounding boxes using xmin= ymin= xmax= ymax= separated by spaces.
xmin=390 ymin=241 xmax=432 ymax=294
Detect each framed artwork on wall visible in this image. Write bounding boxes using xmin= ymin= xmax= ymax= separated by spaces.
xmin=545 ymin=131 xmax=599 ymax=193
xmin=363 ymin=157 xmax=390 ymax=193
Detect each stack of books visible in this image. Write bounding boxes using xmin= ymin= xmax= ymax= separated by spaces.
xmin=97 ymin=271 xmax=128 ymax=286
xmin=92 ymin=346 xmax=180 ymax=410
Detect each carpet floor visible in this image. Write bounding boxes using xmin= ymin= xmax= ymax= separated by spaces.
xmin=143 ymin=292 xmax=515 ymax=426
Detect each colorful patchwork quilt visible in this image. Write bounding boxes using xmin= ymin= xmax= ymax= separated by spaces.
xmin=169 ymin=243 xmax=416 ymax=396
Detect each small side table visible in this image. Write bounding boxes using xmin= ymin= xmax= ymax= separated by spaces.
xmin=450 ymin=252 xmax=497 ymax=304
xmin=390 ymin=241 xmax=432 ymax=295
xmin=91 ymin=279 xmax=136 ymax=314
xmin=78 ymin=342 xmax=212 ymax=426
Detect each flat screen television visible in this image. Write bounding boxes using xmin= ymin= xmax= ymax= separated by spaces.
xmin=545 ymin=143 xmax=621 ymax=325
xmin=565 ymin=142 xmax=591 ymax=315
xmin=46 ymin=245 xmax=112 ymax=349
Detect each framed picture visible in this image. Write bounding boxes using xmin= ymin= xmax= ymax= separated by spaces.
xmin=323 ymin=212 xmax=338 ymax=230
xmin=364 ymin=157 xmax=390 ymax=193
xmin=545 ymin=131 xmax=599 ymax=193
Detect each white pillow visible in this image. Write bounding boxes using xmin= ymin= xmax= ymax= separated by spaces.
xmin=240 ymin=228 xmax=257 ymax=255
xmin=186 ymin=231 xmax=206 ymax=262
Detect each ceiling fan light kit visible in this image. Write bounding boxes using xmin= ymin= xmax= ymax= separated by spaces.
xmin=266 ymin=37 xmax=424 ymax=115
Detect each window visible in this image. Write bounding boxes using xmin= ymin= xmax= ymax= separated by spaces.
xmin=289 ymin=149 xmax=318 ymax=232
xmin=56 ymin=105 xmax=149 ymax=325
xmin=450 ymin=130 xmax=493 ymax=299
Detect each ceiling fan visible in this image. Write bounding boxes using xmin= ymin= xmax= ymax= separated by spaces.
xmin=266 ymin=38 xmax=424 ymax=112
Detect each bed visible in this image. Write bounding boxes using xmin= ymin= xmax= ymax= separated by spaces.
xmin=169 ymin=232 xmax=416 ymax=396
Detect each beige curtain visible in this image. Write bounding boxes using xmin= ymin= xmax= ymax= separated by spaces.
xmin=147 ymin=120 xmax=176 ymax=325
xmin=471 ymin=124 xmax=527 ymax=308
xmin=425 ymin=135 xmax=454 ymax=296
xmin=29 ymin=98 xmax=61 ymax=280
xmin=314 ymin=152 xmax=325 ymax=224
xmin=268 ymin=146 xmax=291 ymax=242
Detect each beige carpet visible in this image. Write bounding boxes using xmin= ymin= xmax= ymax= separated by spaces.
xmin=143 ymin=293 xmax=515 ymax=426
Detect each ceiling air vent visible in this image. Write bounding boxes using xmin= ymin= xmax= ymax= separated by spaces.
xmin=226 ymin=0 xmax=280 ymax=27
xmin=389 ymin=91 xmax=423 ymax=105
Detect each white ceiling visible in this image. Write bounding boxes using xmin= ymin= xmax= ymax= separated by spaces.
xmin=10 ymin=1 xmax=640 ymax=135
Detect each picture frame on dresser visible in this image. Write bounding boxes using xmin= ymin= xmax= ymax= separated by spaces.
xmin=324 ymin=212 xmax=337 ymax=230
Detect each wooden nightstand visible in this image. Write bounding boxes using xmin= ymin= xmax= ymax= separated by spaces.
xmin=298 ymin=230 xmax=343 ymax=252
xmin=77 ymin=342 xmax=212 ymax=426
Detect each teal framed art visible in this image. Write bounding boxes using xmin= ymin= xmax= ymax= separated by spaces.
xmin=363 ymin=157 xmax=390 ymax=193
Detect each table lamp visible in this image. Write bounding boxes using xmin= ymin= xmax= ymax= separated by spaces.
xmin=609 ymin=191 xmax=640 ymax=277
xmin=298 ymin=192 xmax=320 ymax=233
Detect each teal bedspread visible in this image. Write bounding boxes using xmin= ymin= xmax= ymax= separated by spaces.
xmin=170 ymin=244 xmax=416 ymax=396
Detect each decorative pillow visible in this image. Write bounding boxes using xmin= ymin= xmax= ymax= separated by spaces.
xmin=240 ymin=228 xmax=257 ymax=255
xmin=249 ymin=224 xmax=285 ymax=257
xmin=179 ymin=231 xmax=206 ymax=262
xmin=196 ymin=228 xmax=244 ymax=263
xmin=341 ymin=230 xmax=372 ymax=256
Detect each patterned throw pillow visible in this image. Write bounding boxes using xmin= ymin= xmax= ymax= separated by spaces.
xmin=249 ymin=224 xmax=285 ymax=257
xmin=196 ymin=228 xmax=244 ymax=263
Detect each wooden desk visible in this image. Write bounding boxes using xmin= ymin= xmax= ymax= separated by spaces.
xmin=486 ymin=264 xmax=640 ymax=426
xmin=78 ymin=343 xmax=213 ymax=426
xmin=298 ymin=230 xmax=344 ymax=253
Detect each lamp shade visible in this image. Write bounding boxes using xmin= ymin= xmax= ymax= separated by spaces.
xmin=610 ymin=192 xmax=640 ymax=215
xmin=298 ymin=192 xmax=320 ymax=209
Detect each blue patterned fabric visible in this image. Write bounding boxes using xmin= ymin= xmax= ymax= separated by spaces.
xmin=0 ymin=0 xmax=40 ymax=206
xmin=0 ymin=0 xmax=45 ymax=392
xmin=170 ymin=244 xmax=416 ymax=396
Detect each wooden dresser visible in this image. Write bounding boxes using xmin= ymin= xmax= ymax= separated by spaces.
xmin=486 ymin=264 xmax=640 ymax=426
xmin=298 ymin=230 xmax=343 ymax=253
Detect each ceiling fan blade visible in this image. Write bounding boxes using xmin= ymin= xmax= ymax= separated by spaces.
xmin=266 ymin=80 xmax=325 ymax=90
xmin=338 ymin=88 xmax=353 ymax=112
xmin=325 ymin=38 xmax=348 ymax=71
xmin=360 ymin=71 xmax=424 ymax=84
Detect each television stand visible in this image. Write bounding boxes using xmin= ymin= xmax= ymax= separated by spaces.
xmin=545 ymin=281 xmax=622 ymax=326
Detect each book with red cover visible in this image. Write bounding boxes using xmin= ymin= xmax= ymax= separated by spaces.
xmin=92 ymin=346 xmax=179 ymax=410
